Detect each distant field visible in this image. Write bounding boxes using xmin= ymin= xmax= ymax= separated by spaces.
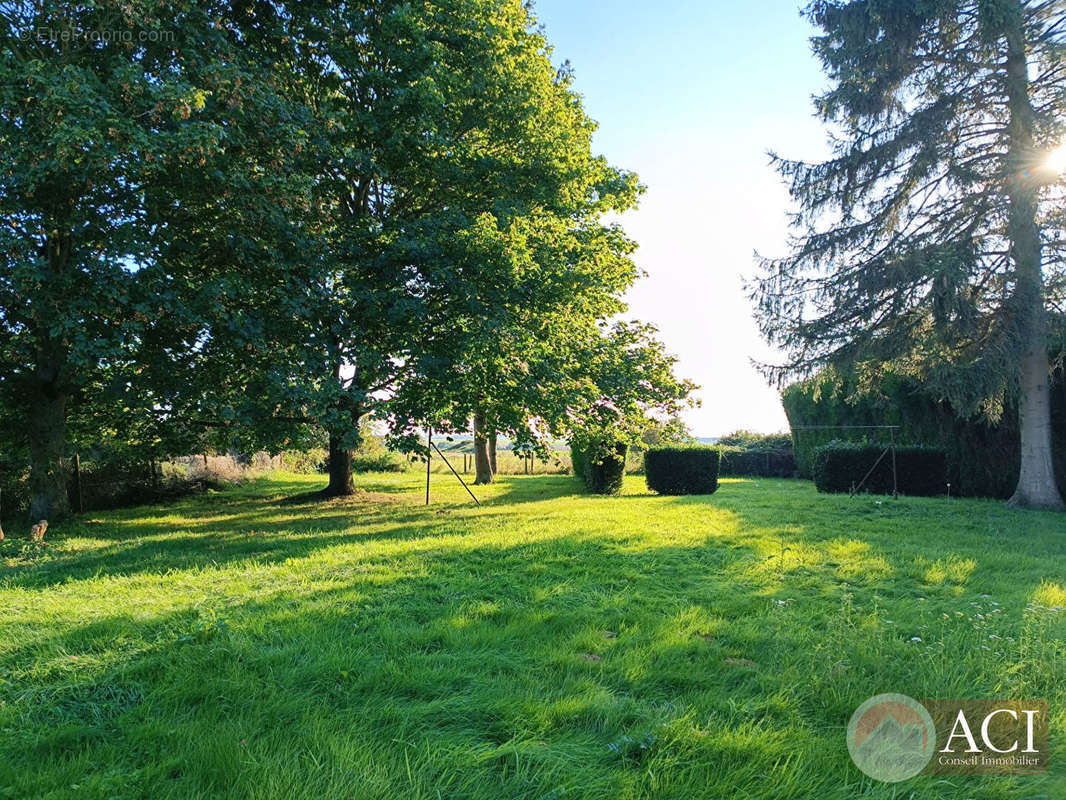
xmin=1 ymin=474 xmax=1063 ymax=799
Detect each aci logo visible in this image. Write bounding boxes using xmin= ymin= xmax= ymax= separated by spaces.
xmin=848 ymin=695 xmax=1050 ymax=782
xmin=847 ymin=693 xmax=936 ymax=782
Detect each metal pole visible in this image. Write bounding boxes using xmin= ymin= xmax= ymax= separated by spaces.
xmin=425 ymin=428 xmax=432 ymax=505
xmin=73 ymin=453 xmax=84 ymax=514
xmin=890 ymin=428 xmax=897 ymax=496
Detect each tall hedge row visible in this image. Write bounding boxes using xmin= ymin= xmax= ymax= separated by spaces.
xmin=812 ymin=442 xmax=948 ymax=496
xmin=570 ymin=441 xmax=627 ymax=495
xmin=782 ymin=365 xmax=1066 ymax=499
xmin=644 ymin=445 xmax=720 ymax=495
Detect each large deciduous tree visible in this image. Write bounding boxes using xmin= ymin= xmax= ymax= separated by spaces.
xmin=387 ymin=168 xmax=644 ymax=484
xmin=753 ymin=0 xmax=1066 ymax=509
xmin=272 ymin=0 xmax=643 ymax=495
xmin=1 ymin=1 xmax=314 ymax=519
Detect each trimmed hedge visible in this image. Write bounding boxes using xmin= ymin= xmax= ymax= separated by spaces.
xmin=570 ymin=441 xmax=627 ymax=495
xmin=812 ymin=442 xmax=947 ymax=496
xmin=719 ymin=446 xmax=796 ymax=478
xmin=644 ymin=445 xmax=720 ymax=495
xmin=783 ymin=362 xmax=1065 ymax=498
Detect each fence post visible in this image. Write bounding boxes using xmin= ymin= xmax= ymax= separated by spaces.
xmin=425 ymin=429 xmax=432 ymax=505
xmin=72 ymin=453 xmax=84 ymax=514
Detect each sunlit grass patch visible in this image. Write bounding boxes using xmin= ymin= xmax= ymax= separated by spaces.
xmin=0 ymin=473 xmax=1062 ymax=799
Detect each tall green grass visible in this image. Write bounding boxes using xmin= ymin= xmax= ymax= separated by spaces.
xmin=0 ymin=473 xmax=1062 ymax=798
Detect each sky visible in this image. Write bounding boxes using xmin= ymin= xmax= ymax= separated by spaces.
xmin=531 ymin=1 xmax=831 ymax=437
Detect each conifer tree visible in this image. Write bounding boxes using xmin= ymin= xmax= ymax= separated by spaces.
xmin=753 ymin=0 xmax=1066 ymax=508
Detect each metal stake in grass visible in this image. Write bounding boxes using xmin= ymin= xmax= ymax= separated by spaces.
xmin=424 ymin=426 xmax=481 ymax=508
xmin=426 ymin=428 xmax=432 ymax=505
xmin=431 ymin=441 xmax=481 ymax=507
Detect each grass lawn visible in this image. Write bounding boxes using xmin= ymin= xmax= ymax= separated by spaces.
xmin=1 ymin=473 xmax=1064 ymax=799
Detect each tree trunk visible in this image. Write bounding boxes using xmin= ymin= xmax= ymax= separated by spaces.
xmin=488 ymin=431 xmax=498 ymax=476
xmin=1011 ymin=350 xmax=1064 ymax=508
xmin=325 ymin=434 xmax=355 ymax=496
xmin=1003 ymin=16 xmax=1065 ymax=510
xmin=28 ymin=390 xmax=70 ymax=521
xmin=27 ymin=232 xmax=73 ymax=522
xmin=473 ymin=410 xmax=494 ymax=485
xmin=324 ymin=355 xmax=362 ymax=497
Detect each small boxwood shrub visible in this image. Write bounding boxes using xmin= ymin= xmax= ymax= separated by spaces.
xmin=644 ymin=445 xmax=720 ymax=495
xmin=570 ymin=441 xmax=627 ymax=495
xmin=813 ymin=442 xmax=947 ymax=496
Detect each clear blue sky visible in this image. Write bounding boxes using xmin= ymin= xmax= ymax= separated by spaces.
xmin=531 ymin=1 xmax=830 ymax=436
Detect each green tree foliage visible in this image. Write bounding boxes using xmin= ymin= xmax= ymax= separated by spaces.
xmin=716 ymin=431 xmax=797 ymax=478
xmin=641 ymin=416 xmax=695 ymax=447
xmin=2 ymin=0 xmax=694 ymax=513
xmin=251 ymin=0 xmax=658 ymax=495
xmin=566 ymin=321 xmax=696 ymax=458
xmin=752 ymin=0 xmax=1066 ymax=509
xmin=1 ymin=1 xmax=316 ymax=519
xmin=385 ymin=186 xmax=655 ymax=483
xmin=717 ymin=430 xmax=793 ymax=451
xmin=350 ymin=12 xmax=691 ymax=486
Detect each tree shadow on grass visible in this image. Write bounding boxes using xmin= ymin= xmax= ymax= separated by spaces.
xmin=8 ymin=472 xmax=1064 ymax=603
xmin=478 ymin=475 xmax=588 ymax=505
xmin=0 ymin=526 xmax=837 ymax=799
xmin=0 ymin=474 xmax=598 ymax=592
xmin=3 ymin=518 xmax=1063 ymax=800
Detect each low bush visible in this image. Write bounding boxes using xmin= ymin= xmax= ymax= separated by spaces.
xmin=279 ymin=449 xmax=328 ymax=474
xmin=72 ymin=457 xmax=234 ymax=512
xmin=813 ymin=442 xmax=947 ymax=496
xmin=351 ymin=451 xmax=408 ymax=473
xmin=0 ymin=459 xmax=29 ymax=525
xmin=644 ymin=445 xmax=720 ymax=495
xmin=571 ymin=441 xmax=627 ymax=495
xmin=717 ymin=430 xmax=793 ymax=451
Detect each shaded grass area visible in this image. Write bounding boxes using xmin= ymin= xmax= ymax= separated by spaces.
xmin=0 ymin=473 xmax=1063 ymax=799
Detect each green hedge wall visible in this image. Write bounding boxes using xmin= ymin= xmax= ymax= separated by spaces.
xmin=570 ymin=441 xmax=627 ymax=495
xmin=812 ymin=442 xmax=948 ymax=496
xmin=644 ymin=445 xmax=720 ymax=495
xmin=782 ymin=366 xmax=1066 ymax=499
